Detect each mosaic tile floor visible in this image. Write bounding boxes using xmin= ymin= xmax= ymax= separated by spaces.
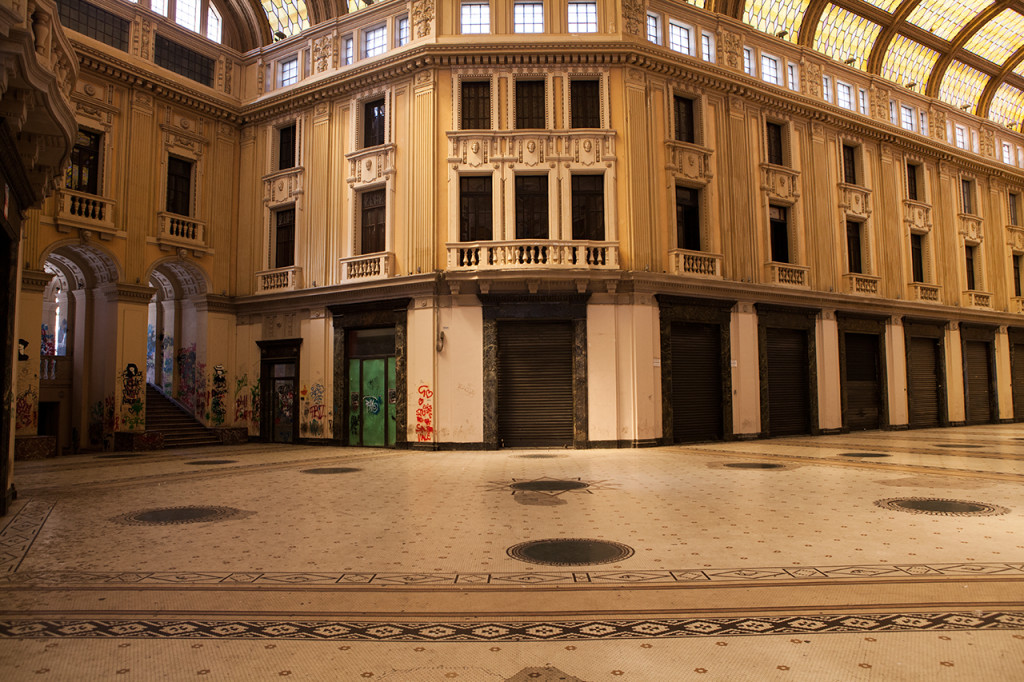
xmin=1 ymin=425 xmax=1023 ymax=680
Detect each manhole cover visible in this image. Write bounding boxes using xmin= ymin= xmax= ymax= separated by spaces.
xmin=116 ymin=506 xmax=250 ymax=525
xmin=515 ymin=454 xmax=566 ymax=459
xmin=510 ymin=480 xmax=589 ymax=491
xmin=724 ymin=462 xmax=784 ymax=469
xmin=507 ymin=538 xmax=634 ymax=566
xmin=934 ymin=444 xmax=982 ymax=449
xmin=302 ymin=467 xmax=362 ymax=474
xmin=875 ymin=497 xmax=1009 ymax=516
xmin=186 ymin=460 xmax=238 ymax=465
xmin=840 ymin=452 xmax=891 ymax=458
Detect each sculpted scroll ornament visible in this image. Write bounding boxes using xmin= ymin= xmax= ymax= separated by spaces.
xmin=622 ymin=0 xmax=644 ymax=36
xmin=802 ymin=62 xmax=822 ymax=98
xmin=412 ymin=0 xmax=435 ymax=37
xmin=719 ymin=31 xmax=741 ymax=70
xmin=313 ymin=36 xmax=333 ymax=73
xmin=1007 ymin=226 xmax=1024 ymax=252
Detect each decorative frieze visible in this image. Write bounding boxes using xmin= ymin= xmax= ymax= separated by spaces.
xmin=958 ymin=214 xmax=984 ymax=244
xmin=447 ymin=131 xmax=616 ymax=171
xmin=263 ymin=167 xmax=305 ymax=206
xmin=346 ymin=144 xmax=395 ymax=187
xmin=838 ymin=183 xmax=871 ymax=220
xmin=903 ymin=200 xmax=933 ymax=233
xmin=665 ymin=142 xmax=713 ymax=184
xmin=760 ymin=164 xmax=800 ymax=203
xmin=1007 ymin=225 xmax=1024 ymax=253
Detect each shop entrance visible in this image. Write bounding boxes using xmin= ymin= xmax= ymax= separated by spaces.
xmin=346 ymin=328 xmax=397 ymax=447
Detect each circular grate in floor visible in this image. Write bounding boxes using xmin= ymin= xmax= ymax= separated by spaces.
xmin=507 ymin=538 xmax=634 ymax=566
xmin=839 ymin=452 xmax=892 ymax=458
xmin=116 ymin=505 xmax=250 ymax=526
xmin=186 ymin=460 xmax=238 ymax=465
xmin=301 ymin=467 xmax=362 ymax=474
xmin=934 ymin=444 xmax=982 ymax=449
xmin=724 ymin=462 xmax=785 ymax=469
xmin=515 ymin=454 xmax=566 ymax=459
xmin=510 ymin=480 xmax=589 ymax=492
xmin=874 ymin=497 xmax=1009 ymax=517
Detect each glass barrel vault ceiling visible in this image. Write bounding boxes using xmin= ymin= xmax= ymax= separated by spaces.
xmin=743 ymin=0 xmax=1024 ymax=129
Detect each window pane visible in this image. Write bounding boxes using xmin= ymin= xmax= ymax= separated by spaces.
xmin=676 ymin=186 xmax=701 ymax=251
xmin=567 ymin=2 xmax=597 ymax=32
xmin=361 ymin=189 xmax=386 ymax=254
xmin=461 ymin=81 xmax=491 ymax=129
xmin=761 ymin=55 xmax=779 ymax=84
xmin=911 ymin=234 xmax=924 ymax=282
xmin=461 ymin=2 xmax=489 ymax=33
xmin=280 ymin=58 xmax=298 ymax=87
xmin=515 ymin=176 xmax=548 ymax=239
xmin=363 ymin=98 xmax=386 ymax=147
xmin=278 ymin=124 xmax=296 ymax=170
xmin=364 ymin=26 xmax=386 ymax=57
xmin=175 ymin=0 xmax=199 ymax=32
xmin=397 ymin=17 xmax=409 ymax=45
xmin=669 ymin=23 xmax=691 ymax=54
xmin=207 ymin=5 xmax=222 ymax=42
xmin=842 ymin=145 xmax=856 ymax=184
xmin=460 ymin=176 xmax=493 ymax=241
xmin=769 ymin=205 xmax=788 ymax=262
xmin=166 ymin=157 xmax=193 ymax=216
xmin=570 ymin=80 xmax=600 ymax=128
xmin=515 ymin=80 xmax=545 ymax=129
xmin=647 ymin=13 xmax=660 ymax=43
xmin=514 ymin=2 xmax=544 ymax=32
xmin=907 ymin=163 xmax=919 ymax=201
xmin=766 ymin=122 xmax=784 ymax=165
xmin=846 ymin=221 xmax=862 ymax=273
xmin=275 ymin=208 xmax=295 ymax=268
xmin=674 ymin=96 xmax=695 ymax=143
xmin=571 ymin=175 xmax=604 ymax=241
xmin=67 ymin=130 xmax=102 ymax=194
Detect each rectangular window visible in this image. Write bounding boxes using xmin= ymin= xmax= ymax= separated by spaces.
xmin=646 ymin=13 xmax=661 ymax=44
xmin=176 ymin=0 xmax=199 ymax=32
xmin=1009 ymin=192 xmax=1020 ymax=225
xmin=570 ymin=80 xmax=601 ymax=128
xmin=360 ymin=189 xmax=386 ymax=254
xmin=56 ymin=0 xmax=130 ymax=52
xmin=846 ymin=221 xmax=863 ymax=273
xmin=900 ymin=105 xmax=915 ymax=131
xmin=889 ymin=100 xmax=897 ymax=124
xmin=961 ymin=178 xmax=974 ymax=215
xmin=363 ymin=25 xmax=386 ymax=58
xmin=459 ymin=176 xmax=492 ymax=242
xmin=761 ymin=55 xmax=780 ymax=85
xmin=965 ymin=244 xmax=976 ymax=290
xmin=274 ymin=207 xmax=295 ymax=269
xmin=668 ymin=22 xmax=691 ymax=55
xmin=515 ymin=80 xmax=546 ymax=129
xmin=911 ymin=233 xmax=924 ymax=282
xmin=823 ymin=75 xmax=832 ymax=103
xmin=676 ymin=185 xmax=701 ymax=251
xmin=842 ymin=144 xmax=857 ymax=184
xmin=166 ymin=156 xmax=193 ymax=216
xmin=919 ymin=111 xmax=928 ymax=136
xmin=1014 ymin=254 xmax=1022 ymax=298
xmin=363 ymin=98 xmax=386 ymax=148
xmin=567 ymin=1 xmax=597 ymax=32
xmin=769 ymin=205 xmax=789 ymax=263
xmin=514 ymin=2 xmax=544 ymax=33
xmin=743 ymin=47 xmax=754 ymax=75
xmin=279 ymin=57 xmax=298 ymax=87
xmin=858 ymin=88 xmax=869 ymax=115
xmin=571 ymin=175 xmax=604 ymax=241
xmin=674 ymin=95 xmax=695 ymax=143
xmin=154 ymin=35 xmax=214 ymax=86
xmin=766 ymin=121 xmax=784 ymax=165
xmin=461 ymin=2 xmax=489 ymax=33
xmin=1005 ymin=142 xmax=1015 ymax=165
xmin=955 ymin=125 xmax=967 ymax=149
xmin=837 ymin=82 xmax=853 ymax=110
xmin=701 ymin=32 xmax=714 ymax=62
xmin=461 ymin=81 xmax=491 ymax=129
xmin=787 ymin=63 xmax=798 ymax=91
xmin=344 ymin=37 xmax=353 ymax=64
xmin=397 ymin=16 xmax=410 ymax=46
xmin=67 ymin=129 xmax=102 ymax=194
xmin=278 ymin=124 xmax=296 ymax=170
xmin=515 ymin=175 xmax=548 ymax=239
xmin=907 ymin=163 xmax=919 ymax=201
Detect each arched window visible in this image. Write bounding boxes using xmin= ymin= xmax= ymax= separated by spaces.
xmin=123 ymin=0 xmax=224 ymax=44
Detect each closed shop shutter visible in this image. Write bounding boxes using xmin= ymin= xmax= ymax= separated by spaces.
xmin=671 ymin=322 xmax=723 ymax=442
xmin=765 ymin=327 xmax=810 ymax=436
xmin=498 ymin=321 xmax=574 ymax=447
xmin=844 ymin=332 xmax=881 ymax=431
xmin=1014 ymin=343 xmax=1024 ymax=421
xmin=908 ymin=337 xmax=941 ymax=428
xmin=964 ymin=340 xmax=992 ymax=425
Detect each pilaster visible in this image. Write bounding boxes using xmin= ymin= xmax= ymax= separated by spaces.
xmin=730 ymin=301 xmax=761 ymax=437
xmin=885 ymin=315 xmax=909 ymax=427
xmin=816 ymin=309 xmax=842 ymax=431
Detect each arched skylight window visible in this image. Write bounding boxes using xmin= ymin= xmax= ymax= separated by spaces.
xmin=261 ymin=0 xmax=310 ymax=38
xmin=207 ymin=4 xmax=221 ymax=43
xmin=121 ymin=0 xmax=223 ymax=43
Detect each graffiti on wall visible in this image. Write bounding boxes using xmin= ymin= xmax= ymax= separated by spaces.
xmin=176 ymin=344 xmax=196 ymax=412
xmin=15 ymin=338 xmax=37 ymax=434
xmin=89 ymin=395 xmax=115 ymax=448
xmin=161 ymin=334 xmax=174 ymax=393
xmin=146 ymin=324 xmax=156 ymax=384
xmin=300 ymin=382 xmax=327 ymax=437
xmin=210 ymin=365 xmax=227 ymax=427
xmin=119 ymin=363 xmax=145 ymax=431
xmin=15 ymin=386 xmax=37 ymax=430
xmin=233 ymin=374 xmax=249 ymax=423
xmin=250 ymin=377 xmax=261 ymax=436
xmin=415 ymin=384 xmax=434 ymax=442
xmin=40 ymin=324 xmax=55 ymax=356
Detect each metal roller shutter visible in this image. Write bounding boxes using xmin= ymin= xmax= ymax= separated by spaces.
xmin=844 ymin=333 xmax=881 ymax=431
xmin=908 ymin=337 xmax=941 ymax=428
xmin=671 ymin=322 xmax=723 ymax=442
xmin=1014 ymin=344 xmax=1024 ymax=421
xmin=765 ymin=327 xmax=810 ymax=436
xmin=498 ymin=321 xmax=574 ymax=447
xmin=964 ymin=340 xmax=992 ymax=425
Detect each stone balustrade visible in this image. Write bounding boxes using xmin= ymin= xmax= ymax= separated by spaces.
xmin=842 ymin=273 xmax=880 ymax=295
xmin=766 ymin=262 xmax=809 ymax=287
xmin=669 ymin=249 xmax=722 ymax=278
xmin=907 ymin=282 xmax=941 ymax=302
xmin=157 ymin=212 xmax=207 ymax=252
xmin=963 ymin=290 xmax=992 ymax=308
xmin=39 ymin=355 xmax=72 ymax=384
xmin=256 ymin=266 xmax=302 ymax=293
xmin=55 ymin=189 xmax=117 ymax=235
xmin=447 ymin=241 xmax=619 ymax=270
xmin=340 ymin=252 xmax=395 ymax=282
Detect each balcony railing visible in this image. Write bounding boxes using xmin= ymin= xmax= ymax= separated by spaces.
xmin=842 ymin=273 xmax=880 ymax=295
xmin=669 ymin=249 xmax=722 ymax=278
xmin=447 ymin=241 xmax=619 ymax=271
xmin=157 ymin=212 xmax=207 ymax=251
xmin=340 ymin=252 xmax=395 ymax=282
xmin=963 ymin=290 xmax=992 ymax=308
xmin=907 ymin=282 xmax=941 ymax=302
xmin=40 ymin=355 xmax=72 ymax=385
xmin=838 ymin=183 xmax=871 ymax=220
xmin=760 ymin=164 xmax=800 ymax=202
xmin=256 ymin=266 xmax=303 ymax=293
xmin=1013 ymin=297 xmax=1024 ymax=314
xmin=903 ymin=199 xmax=933 ymax=233
xmin=55 ymin=189 xmax=117 ymax=235
xmin=765 ymin=262 xmax=809 ymax=287
xmin=958 ymin=213 xmax=984 ymax=243
xmin=665 ymin=141 xmax=713 ymax=184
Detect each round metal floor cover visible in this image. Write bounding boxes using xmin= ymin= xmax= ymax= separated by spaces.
xmin=724 ymin=462 xmax=784 ymax=469
xmin=510 ymin=480 xmax=589 ymax=492
xmin=301 ymin=467 xmax=362 ymax=474
xmin=875 ymin=497 xmax=1009 ymax=516
xmin=840 ymin=452 xmax=892 ymax=458
xmin=116 ymin=506 xmax=250 ymax=526
xmin=507 ymin=538 xmax=634 ymax=566
xmin=186 ymin=460 xmax=238 ymax=465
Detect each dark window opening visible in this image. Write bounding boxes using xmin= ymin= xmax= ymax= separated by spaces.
xmin=278 ymin=124 xmax=296 ymax=170
xmin=1014 ymin=255 xmax=1022 ymax=298
xmin=1010 ymin=192 xmax=1020 ymax=226
xmin=961 ymin=178 xmax=974 ymax=215
xmin=570 ymin=80 xmax=601 ymax=129
xmin=274 ymin=208 xmax=295 ymax=269
xmin=846 ymin=221 xmax=863 ymax=274
xmin=911 ymin=233 xmax=924 ymax=283
xmin=56 ymin=0 xmax=129 ymax=52
xmin=675 ymin=186 xmax=701 ymax=251
xmin=674 ymin=95 xmax=696 ymax=144
xmin=360 ymin=189 xmax=386 ymax=254
xmin=769 ymin=205 xmax=789 ymax=263
xmin=67 ymin=130 xmax=102 ymax=194
xmin=154 ymin=35 xmax=214 ymax=87
xmin=907 ymin=163 xmax=919 ymax=201
xmin=515 ymin=80 xmax=546 ymax=129
xmin=459 ymin=176 xmax=492 ymax=242
xmin=461 ymin=81 xmax=491 ymax=129
xmin=571 ymin=175 xmax=604 ymax=241
xmin=766 ymin=122 xmax=784 ymax=166
xmin=166 ymin=156 xmax=193 ymax=216
xmin=965 ymin=245 xmax=976 ymax=290
xmin=842 ymin=144 xmax=857 ymax=184
xmin=363 ymin=99 xmax=386 ymax=148
xmin=515 ymin=175 xmax=548 ymax=239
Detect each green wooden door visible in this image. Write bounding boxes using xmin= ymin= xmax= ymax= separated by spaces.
xmin=347 ymin=356 xmax=396 ymax=447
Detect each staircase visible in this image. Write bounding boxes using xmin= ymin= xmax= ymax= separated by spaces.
xmin=146 ymin=384 xmax=223 ymax=449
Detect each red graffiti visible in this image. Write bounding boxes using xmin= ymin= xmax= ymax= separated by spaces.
xmin=416 ymin=384 xmax=434 ymax=442
xmin=309 ymin=404 xmax=326 ymax=420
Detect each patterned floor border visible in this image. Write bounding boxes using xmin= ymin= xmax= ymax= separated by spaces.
xmin=2 ymin=612 xmax=1023 ymax=641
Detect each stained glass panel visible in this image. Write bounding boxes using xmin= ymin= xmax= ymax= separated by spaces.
xmin=855 ymin=0 xmax=902 ymax=11
xmin=813 ymin=6 xmax=882 ymax=68
xmin=261 ymin=0 xmax=309 ymax=38
xmin=964 ymin=9 xmax=1024 ymax=65
xmin=988 ymin=84 xmax=1024 ymax=128
xmin=939 ymin=60 xmax=990 ymax=113
xmin=906 ymin=0 xmax=994 ymax=42
xmin=743 ymin=0 xmax=809 ymax=43
xmin=881 ymin=35 xmax=940 ymax=90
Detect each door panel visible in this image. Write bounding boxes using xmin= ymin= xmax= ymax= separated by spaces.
xmin=964 ymin=340 xmax=992 ymax=425
xmin=498 ymin=321 xmax=574 ymax=447
xmin=908 ymin=337 xmax=940 ymax=428
xmin=765 ymin=327 xmax=810 ymax=436
xmin=844 ymin=333 xmax=881 ymax=431
xmin=671 ymin=322 xmax=723 ymax=442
